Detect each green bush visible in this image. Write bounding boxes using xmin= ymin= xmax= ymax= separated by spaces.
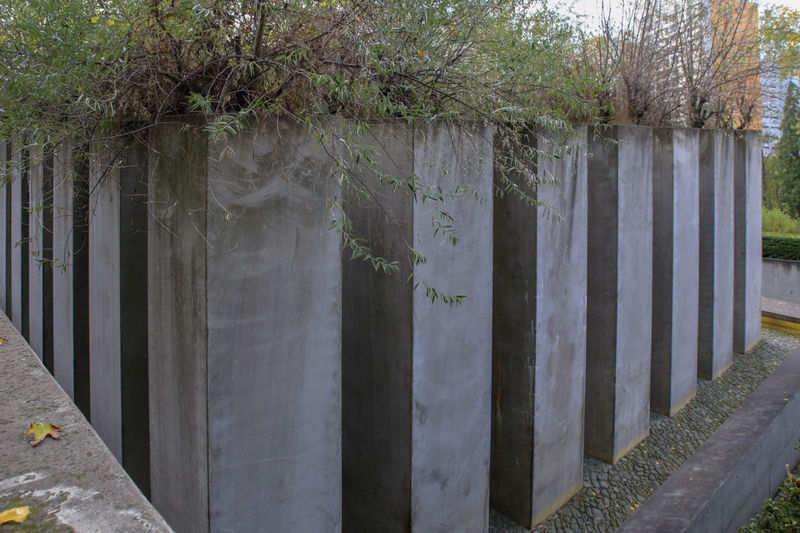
xmin=763 ymin=234 xmax=800 ymax=261
xmin=741 ymin=470 xmax=800 ymax=532
xmin=763 ymin=208 xmax=800 ymax=236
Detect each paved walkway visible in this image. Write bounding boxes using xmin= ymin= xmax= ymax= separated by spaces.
xmin=0 ymin=312 xmax=172 ymax=532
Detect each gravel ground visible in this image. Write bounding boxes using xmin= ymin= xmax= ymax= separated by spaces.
xmin=489 ymin=327 xmax=800 ymax=533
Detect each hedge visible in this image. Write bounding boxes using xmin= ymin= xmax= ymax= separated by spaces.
xmin=740 ymin=468 xmax=800 ymax=532
xmin=763 ymin=233 xmax=800 ymax=261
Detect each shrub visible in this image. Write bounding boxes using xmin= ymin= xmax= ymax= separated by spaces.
xmin=763 ymin=234 xmax=800 ymax=261
xmin=741 ymin=467 xmax=800 ymax=532
xmin=763 ymin=208 xmax=800 ymax=236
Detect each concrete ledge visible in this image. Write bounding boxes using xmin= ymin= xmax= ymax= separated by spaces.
xmin=617 ymin=345 xmax=800 ymax=533
xmin=763 ymin=258 xmax=800 ymax=305
xmin=0 ymin=311 xmax=171 ymax=532
xmin=762 ymin=297 xmax=800 ymax=325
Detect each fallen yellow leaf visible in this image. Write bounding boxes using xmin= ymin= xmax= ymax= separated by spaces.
xmin=0 ymin=506 xmax=29 ymax=524
xmin=25 ymin=422 xmax=61 ymax=447
xmin=0 ymin=337 xmax=6 ymax=344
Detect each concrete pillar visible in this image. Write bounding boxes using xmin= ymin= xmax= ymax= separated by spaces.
xmin=733 ymin=131 xmax=762 ymax=353
xmin=51 ymin=145 xmax=91 ymax=415
xmin=42 ymin=151 xmax=54 ymax=373
xmin=4 ymin=142 xmax=11 ymax=319
xmin=490 ymin=129 xmax=587 ymax=527
xmin=27 ymin=147 xmax=55 ymax=372
xmin=10 ymin=143 xmax=28 ymax=336
xmin=89 ymin=135 xmax=149 ymax=496
xmin=342 ymin=122 xmax=493 ymax=532
xmin=698 ymin=130 xmax=734 ymax=380
xmin=28 ymin=146 xmax=45 ymax=358
xmin=651 ymin=128 xmax=700 ymax=416
xmin=0 ymin=141 xmax=7 ymax=313
xmin=585 ymin=125 xmax=653 ymax=462
xmin=149 ymin=119 xmax=342 ymax=533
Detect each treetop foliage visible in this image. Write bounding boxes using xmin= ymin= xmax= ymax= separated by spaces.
xmin=0 ymin=0 xmax=593 ymax=145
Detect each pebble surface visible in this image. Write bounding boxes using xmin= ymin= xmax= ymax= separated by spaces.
xmin=489 ymin=327 xmax=800 ymax=533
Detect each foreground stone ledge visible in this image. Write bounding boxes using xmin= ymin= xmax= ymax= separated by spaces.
xmin=617 ymin=345 xmax=800 ymax=533
xmin=0 ymin=311 xmax=172 ymax=532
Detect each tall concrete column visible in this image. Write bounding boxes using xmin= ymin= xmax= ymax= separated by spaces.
xmin=490 ymin=129 xmax=587 ymax=527
xmin=42 ymin=151 xmax=54 ymax=373
xmin=4 ymin=142 xmax=11 ymax=319
xmin=0 ymin=141 xmax=7 ymax=313
xmin=28 ymin=146 xmax=45 ymax=359
xmin=342 ymin=122 xmax=493 ymax=532
xmin=651 ymin=128 xmax=700 ymax=416
xmin=149 ymin=119 xmax=342 ymax=533
xmin=585 ymin=125 xmax=653 ymax=462
xmin=51 ymin=145 xmax=91 ymax=415
xmin=10 ymin=143 xmax=28 ymax=335
xmin=698 ymin=130 xmax=734 ymax=380
xmin=733 ymin=131 xmax=762 ymax=353
xmin=89 ymin=135 xmax=149 ymax=496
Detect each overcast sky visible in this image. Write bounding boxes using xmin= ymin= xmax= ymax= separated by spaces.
xmin=565 ymin=0 xmax=800 ymax=30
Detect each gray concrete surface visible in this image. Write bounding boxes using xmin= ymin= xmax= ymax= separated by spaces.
xmin=41 ymin=150 xmax=54 ymax=373
xmin=88 ymin=136 xmax=150 ymax=496
xmin=586 ymin=125 xmax=653 ymax=462
xmin=341 ymin=121 xmax=415 ymax=532
xmin=762 ymin=297 xmax=800 ymax=324
xmin=617 ymin=344 xmax=800 ymax=533
xmin=651 ymin=128 xmax=700 ymax=416
xmin=0 ymin=141 xmax=7 ymax=312
xmin=491 ymin=128 xmax=587 ymax=527
xmin=89 ymin=141 xmax=122 ymax=461
xmin=28 ymin=146 xmax=45 ymax=359
xmin=491 ymin=328 xmax=800 ymax=533
xmin=51 ymin=145 xmax=91 ymax=417
xmin=734 ymin=131 xmax=762 ymax=353
xmin=343 ymin=121 xmax=493 ymax=532
xmin=698 ymin=130 xmax=734 ymax=380
xmin=412 ymin=123 xmax=493 ymax=531
xmin=147 ymin=121 xmax=208 ymax=533
xmin=118 ymin=139 xmax=150 ymax=496
xmin=10 ymin=143 xmax=24 ymax=334
xmin=3 ymin=143 xmax=9 ymax=318
xmin=149 ymin=118 xmax=342 ymax=533
xmin=763 ymin=258 xmax=800 ymax=305
xmin=52 ymin=146 xmax=74 ymax=399
xmin=0 ymin=310 xmax=172 ymax=533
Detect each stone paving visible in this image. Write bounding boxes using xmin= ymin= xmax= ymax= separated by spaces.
xmin=489 ymin=327 xmax=800 ymax=533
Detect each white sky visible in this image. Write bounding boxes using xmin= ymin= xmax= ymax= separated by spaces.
xmin=564 ymin=0 xmax=800 ymax=30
